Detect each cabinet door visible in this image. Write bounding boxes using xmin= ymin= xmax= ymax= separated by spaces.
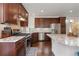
xmin=16 ymin=38 xmax=26 ymax=56
xmin=20 ymin=20 xmax=28 ymax=27
xmin=35 ymin=18 xmax=44 ymax=28
xmin=19 ymin=4 xmax=28 ymax=27
xmin=8 ymin=3 xmax=19 ymax=24
xmin=17 ymin=45 xmax=26 ymax=56
xmin=18 ymin=4 xmax=23 ymax=16
xmin=60 ymin=18 xmax=65 ymax=24
xmin=31 ymin=33 xmax=39 ymax=45
xmin=1 ymin=3 xmax=28 ymax=25
xmin=35 ymin=18 xmax=41 ymax=28
xmin=43 ymin=19 xmax=50 ymax=28
xmin=3 ymin=3 xmax=9 ymax=23
xmin=59 ymin=17 xmax=66 ymax=34
xmin=19 ymin=4 xmax=28 ymax=18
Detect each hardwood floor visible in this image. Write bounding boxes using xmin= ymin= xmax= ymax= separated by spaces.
xmin=32 ymin=40 xmax=54 ymax=56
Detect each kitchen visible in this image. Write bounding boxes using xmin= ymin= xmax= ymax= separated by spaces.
xmin=0 ymin=3 xmax=79 ymax=56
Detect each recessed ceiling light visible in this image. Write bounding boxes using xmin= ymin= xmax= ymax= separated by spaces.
xmin=41 ymin=10 xmax=44 ymax=13
xmin=69 ymin=10 xmax=72 ymax=13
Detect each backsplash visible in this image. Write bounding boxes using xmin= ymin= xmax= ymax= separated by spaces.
xmin=29 ymin=27 xmax=60 ymax=33
xmin=0 ymin=23 xmax=20 ymax=38
xmin=0 ymin=24 xmax=7 ymax=38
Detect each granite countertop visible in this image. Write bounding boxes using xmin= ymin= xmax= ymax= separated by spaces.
xmin=47 ymin=34 xmax=79 ymax=56
xmin=0 ymin=36 xmax=25 ymax=42
xmin=47 ymin=34 xmax=79 ymax=46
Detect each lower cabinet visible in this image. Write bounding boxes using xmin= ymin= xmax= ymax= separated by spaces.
xmin=44 ymin=32 xmax=51 ymax=41
xmin=17 ymin=45 xmax=26 ymax=56
xmin=31 ymin=33 xmax=39 ymax=44
xmin=31 ymin=33 xmax=39 ymax=46
xmin=31 ymin=32 xmax=51 ymax=46
xmin=0 ymin=38 xmax=26 ymax=56
xmin=15 ymin=38 xmax=26 ymax=56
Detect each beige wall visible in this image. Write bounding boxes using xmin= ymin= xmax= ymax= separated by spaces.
xmin=66 ymin=17 xmax=79 ymax=34
xmin=71 ymin=21 xmax=79 ymax=35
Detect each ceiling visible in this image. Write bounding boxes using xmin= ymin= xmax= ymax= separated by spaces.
xmin=23 ymin=3 xmax=79 ymax=18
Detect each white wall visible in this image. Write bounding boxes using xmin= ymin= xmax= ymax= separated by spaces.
xmin=21 ymin=13 xmax=35 ymax=33
xmin=28 ymin=13 xmax=35 ymax=28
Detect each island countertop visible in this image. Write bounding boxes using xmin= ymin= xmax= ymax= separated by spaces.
xmin=47 ymin=34 xmax=79 ymax=46
xmin=47 ymin=34 xmax=79 ymax=56
xmin=0 ymin=36 xmax=25 ymax=42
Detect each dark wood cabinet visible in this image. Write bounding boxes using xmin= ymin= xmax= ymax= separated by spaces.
xmin=19 ymin=4 xmax=28 ymax=27
xmin=0 ymin=3 xmax=9 ymax=23
xmin=8 ymin=4 xmax=19 ymax=14
xmin=31 ymin=33 xmax=39 ymax=46
xmin=18 ymin=4 xmax=28 ymax=19
xmin=35 ymin=17 xmax=66 ymax=34
xmin=0 ymin=38 xmax=26 ymax=56
xmin=15 ymin=38 xmax=26 ymax=56
xmin=20 ymin=20 xmax=28 ymax=27
xmin=35 ymin=18 xmax=60 ymax=28
xmin=31 ymin=32 xmax=51 ymax=46
xmin=3 ymin=3 xmax=18 ymax=24
xmin=0 ymin=3 xmax=28 ymax=26
xmin=59 ymin=17 xmax=66 ymax=34
xmin=7 ymin=3 xmax=19 ymax=24
xmin=35 ymin=18 xmax=41 ymax=28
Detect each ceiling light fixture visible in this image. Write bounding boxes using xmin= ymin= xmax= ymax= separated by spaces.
xmin=70 ymin=19 xmax=73 ymax=23
xmin=69 ymin=10 xmax=72 ymax=13
xmin=41 ymin=10 xmax=44 ymax=13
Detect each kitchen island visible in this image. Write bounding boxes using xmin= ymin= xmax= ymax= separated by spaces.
xmin=0 ymin=36 xmax=26 ymax=56
xmin=0 ymin=36 xmax=25 ymax=42
xmin=47 ymin=34 xmax=79 ymax=56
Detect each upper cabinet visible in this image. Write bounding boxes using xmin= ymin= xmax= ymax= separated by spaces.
xmin=0 ymin=3 xmax=28 ymax=27
xmin=35 ymin=18 xmax=60 ymax=28
xmin=59 ymin=17 xmax=66 ymax=34
xmin=20 ymin=20 xmax=28 ymax=27
xmin=18 ymin=4 xmax=28 ymax=27
xmin=19 ymin=4 xmax=28 ymax=19
xmin=5 ymin=3 xmax=19 ymax=24
xmin=3 ymin=3 xmax=9 ymax=23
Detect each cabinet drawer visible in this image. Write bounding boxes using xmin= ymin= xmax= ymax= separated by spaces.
xmin=16 ymin=43 xmax=24 ymax=50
